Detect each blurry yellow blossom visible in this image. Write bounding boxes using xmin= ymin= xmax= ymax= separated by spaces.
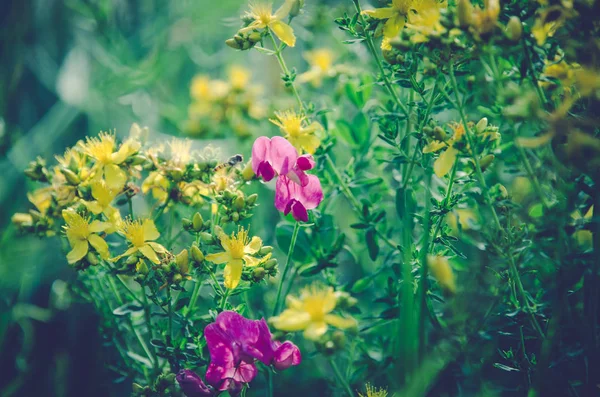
xmin=206 ymin=227 xmax=263 ymax=289
xmin=423 ymin=122 xmax=466 ymax=178
xmin=359 ymin=383 xmax=388 ymax=397
xmin=446 ymin=208 xmax=478 ymax=234
xmin=27 ymin=187 xmax=53 ymax=215
xmin=270 ymin=110 xmax=323 ymax=154
xmin=572 ymin=206 xmax=593 ymax=248
xmin=142 ymin=171 xmax=170 ymax=204
xmin=271 ymin=284 xmax=357 ymax=340
xmin=229 ymin=65 xmax=251 ymax=90
xmin=406 ymin=0 xmax=447 ymax=43
xmin=427 ymin=255 xmax=456 ymax=294
xmin=80 ymin=132 xmax=140 ymax=190
xmin=510 ymin=176 xmax=534 ymax=204
xmin=531 ymin=2 xmax=575 ymax=45
xmin=83 ymin=177 xmax=119 ymax=215
xmin=240 ymin=1 xmax=296 ymax=47
xmin=62 ymin=209 xmax=110 ymax=264
xmin=362 ymin=0 xmax=446 ymax=45
xmin=114 ymin=219 xmax=167 ymax=265
xmin=298 ymin=48 xmax=337 ymax=87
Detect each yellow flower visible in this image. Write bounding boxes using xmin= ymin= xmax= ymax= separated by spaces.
xmin=83 ymin=177 xmax=119 ymax=215
xmin=205 ymin=227 xmax=263 ymax=289
xmin=446 ymin=208 xmax=478 ymax=235
xmin=115 ymin=219 xmax=167 ymax=264
xmin=298 ymin=49 xmax=337 ymax=87
xmin=270 ymin=110 xmax=323 ymax=154
xmin=362 ymin=0 xmax=445 ymax=43
xmin=540 ymin=58 xmax=578 ymax=91
xmin=271 ymin=284 xmax=357 ymax=340
xmin=228 ymin=65 xmax=251 ymax=90
xmin=359 ymin=383 xmax=388 ymax=397
xmin=406 ymin=0 xmax=447 ymax=43
xmin=240 ymin=1 xmax=296 ymax=47
xmin=80 ymin=132 xmax=140 ymax=190
xmin=572 ymin=206 xmax=593 ymax=249
xmin=531 ymin=5 xmax=573 ymax=45
xmin=27 ymin=187 xmax=53 ymax=215
xmin=427 ymin=255 xmax=456 ymax=294
xmin=55 ymin=146 xmax=91 ymax=181
xmin=423 ymin=122 xmax=466 ymax=178
xmin=142 ymin=171 xmax=170 ymax=204
xmin=62 ymin=209 xmax=110 ymax=264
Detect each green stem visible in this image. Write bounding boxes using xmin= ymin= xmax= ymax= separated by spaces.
xmin=329 ymin=358 xmax=354 ymax=396
xmin=268 ymin=30 xmax=305 ymax=113
xmin=351 ymin=0 xmax=408 ymax=116
xmin=429 ymin=158 xmax=458 ymax=252
xmin=513 ymin=126 xmax=551 ymax=209
xmin=185 ymin=278 xmax=204 ymax=318
xmin=220 ymin=288 xmax=230 ymax=310
xmin=141 ymin=285 xmax=159 ymax=371
xmin=273 ymin=222 xmax=300 ymax=316
xmin=418 ymin=169 xmax=433 ymax=361
xmin=166 ymin=286 xmax=173 ymax=345
xmin=520 ymin=37 xmax=548 ymax=109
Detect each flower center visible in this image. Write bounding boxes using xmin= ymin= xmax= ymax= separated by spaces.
xmin=82 ymin=133 xmax=116 ymax=164
xmin=250 ymin=3 xmax=274 ymax=25
xmin=228 ymin=228 xmax=249 ymax=259
xmin=123 ymin=220 xmax=146 ymax=247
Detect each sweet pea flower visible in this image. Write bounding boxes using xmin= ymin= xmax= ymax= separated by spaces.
xmin=251 ymin=136 xmax=315 ymax=186
xmin=275 ymin=174 xmax=323 ymax=222
xmin=176 ymin=370 xmax=214 ymax=397
xmin=204 ymin=311 xmax=301 ymax=394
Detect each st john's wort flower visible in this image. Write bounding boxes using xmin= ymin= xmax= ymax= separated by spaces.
xmin=271 ymin=284 xmax=357 ymax=340
xmin=113 ymin=219 xmax=168 ymax=264
xmin=205 ymin=227 xmax=263 ymax=289
xmin=62 ymin=209 xmax=111 ymax=264
xmin=270 ymin=110 xmax=323 ymax=154
xmin=251 ymin=136 xmax=315 ymax=186
xmin=274 ymin=174 xmax=323 ymax=222
xmin=204 ymin=311 xmax=301 ymax=394
xmin=176 ymin=370 xmax=214 ymax=397
xmin=239 ymin=0 xmax=297 ymax=47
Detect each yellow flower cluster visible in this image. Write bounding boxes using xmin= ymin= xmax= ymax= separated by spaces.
xmin=184 ymin=66 xmax=266 ymax=139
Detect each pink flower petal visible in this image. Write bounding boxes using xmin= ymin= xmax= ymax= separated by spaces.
xmin=272 ymin=341 xmax=302 ymax=371
xmin=270 ymin=136 xmax=298 ymax=176
xmin=251 ymin=137 xmax=271 ymax=174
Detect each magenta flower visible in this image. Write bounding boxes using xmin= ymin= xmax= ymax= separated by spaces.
xmin=176 ymin=370 xmax=214 ymax=397
xmin=252 ymin=136 xmax=315 ymax=186
xmin=204 ymin=311 xmax=301 ymax=394
xmin=275 ymin=175 xmax=323 ymax=222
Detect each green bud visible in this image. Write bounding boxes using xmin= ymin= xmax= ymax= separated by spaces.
xmin=247 ymin=193 xmax=258 ymax=206
xmin=332 ymin=331 xmax=346 ymax=349
xmin=191 ymin=245 xmax=205 ymax=264
xmin=192 ymin=212 xmax=204 ymax=231
xmin=233 ymin=196 xmax=245 ymax=211
xmin=476 ymin=117 xmax=488 ymax=134
xmin=125 ymin=255 xmax=139 ymax=266
xmin=252 ymin=267 xmax=266 ymax=281
xmin=61 ymin=168 xmax=80 ymax=185
xmin=200 ymin=232 xmax=214 ymax=243
xmin=169 ymin=169 xmax=184 ymax=182
xmin=231 ymin=212 xmax=240 ymax=222
xmin=136 ymin=259 xmax=149 ymax=275
xmin=457 ymin=0 xmax=473 ymax=28
xmin=172 ymin=273 xmax=183 ymax=284
xmin=226 ymin=38 xmax=242 ymax=49
xmin=259 ymin=246 xmax=273 ymax=255
xmin=175 ymin=249 xmax=189 ymax=274
xmin=506 ymin=16 xmax=522 ymax=42
xmin=433 ymin=126 xmax=447 ymax=141
xmin=242 ymin=161 xmax=255 ymax=181
xmin=129 ymin=155 xmax=147 ymax=166
xmin=423 ymin=126 xmax=434 ymax=137
xmin=479 ymin=154 xmax=495 ymax=171
xmin=248 ymin=31 xmax=262 ymax=43
xmin=182 ymin=218 xmax=193 ymax=230
xmin=263 ymin=258 xmax=277 ymax=271
xmin=86 ymin=252 xmax=100 ymax=266
xmin=161 ymin=264 xmax=170 ymax=273
xmin=289 ymin=0 xmax=304 ymax=17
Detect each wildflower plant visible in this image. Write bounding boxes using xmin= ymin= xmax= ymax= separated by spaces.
xmin=9 ymin=0 xmax=600 ymax=396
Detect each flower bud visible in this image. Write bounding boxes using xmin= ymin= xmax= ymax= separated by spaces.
xmin=213 ymin=225 xmax=224 ymax=237
xmin=192 ymin=212 xmax=204 ymax=231
xmin=191 ymin=245 xmax=205 ymax=264
xmin=332 ymin=331 xmax=346 ymax=349
xmin=176 ymin=249 xmax=189 ymax=274
xmin=506 ymin=16 xmax=522 ymax=42
xmin=248 ymin=31 xmax=262 ymax=44
xmin=272 ymin=341 xmax=302 ymax=371
xmin=226 ymin=38 xmax=242 ymax=49
xmin=246 ymin=193 xmax=258 ymax=206
xmin=457 ymin=0 xmax=474 ymax=28
xmin=172 ymin=273 xmax=183 ymax=284
xmin=199 ymin=232 xmax=214 ymax=243
xmin=61 ymin=168 xmax=81 ymax=185
xmin=176 ymin=370 xmax=214 ymax=396
xmin=129 ymin=155 xmax=147 ymax=166
xmin=263 ymin=258 xmax=278 ymax=271
xmin=136 ymin=259 xmax=149 ymax=275
xmin=427 ymin=255 xmax=456 ymax=294
xmin=479 ymin=154 xmax=495 ymax=171
xmin=182 ymin=218 xmax=193 ymax=230
xmin=233 ymin=196 xmax=245 ymax=211
xmin=289 ymin=0 xmax=304 ymax=17
xmin=476 ymin=117 xmax=488 ymax=134
xmin=231 ymin=212 xmax=240 ymax=222
xmin=252 ymin=267 xmax=266 ymax=281
xmin=86 ymin=252 xmax=100 ymax=266
xmin=241 ymin=161 xmax=255 ymax=181
xmin=259 ymin=246 xmax=273 ymax=255
xmin=433 ymin=126 xmax=447 ymax=141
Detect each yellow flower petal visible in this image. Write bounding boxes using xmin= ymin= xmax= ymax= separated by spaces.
xmin=82 ymin=201 xmax=104 ymax=215
xmin=324 ymin=314 xmax=358 ymax=330
xmin=142 ymin=219 xmax=160 ymax=241
xmin=67 ymin=240 xmax=89 ymax=264
xmin=362 ymin=7 xmax=396 ymax=19
xmin=516 ymin=132 xmax=554 ymax=148
xmin=434 ymin=147 xmax=458 ymax=178
xmin=269 ymin=20 xmax=296 ymax=47
xmin=243 ymin=255 xmax=260 ymax=267
xmin=89 ymin=220 xmax=109 ymax=233
xmin=224 ymin=259 xmax=243 ymax=289
xmin=383 ymin=14 xmax=405 ymax=39
xmin=423 ymin=140 xmax=446 ymax=154
xmin=88 ymin=234 xmax=110 ymax=259
xmin=271 ymin=309 xmax=312 ymax=331
xmin=245 ymin=236 xmax=262 ymax=254
xmin=104 ymin=164 xmax=127 ymax=190
xmin=147 ymin=242 xmax=167 ymax=253
xmin=273 ymin=0 xmax=293 ymax=19
xmin=303 ymin=321 xmax=328 ymax=340
xmin=139 ymin=244 xmax=161 ymax=264
xmin=206 ymin=251 xmax=231 ymax=265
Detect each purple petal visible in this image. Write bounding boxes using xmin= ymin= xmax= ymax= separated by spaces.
xmin=204 ymin=323 xmax=236 ymax=368
xmin=254 ymin=319 xmax=276 ymax=365
xmin=297 ymin=175 xmax=323 ymax=210
xmin=233 ymin=361 xmax=258 ymax=384
xmin=270 ymin=137 xmax=298 ymax=176
xmin=176 ymin=370 xmax=214 ymax=396
xmin=251 ymin=137 xmax=271 ymax=175
xmin=257 ymin=161 xmax=275 ymax=182
xmin=275 ymin=176 xmax=293 ymax=212
xmin=272 ymin=341 xmax=302 ymax=371
xmin=291 ymin=201 xmax=308 ymax=222
xmin=222 ymin=379 xmax=243 ymax=396
xmin=296 ymin=155 xmax=315 ymax=171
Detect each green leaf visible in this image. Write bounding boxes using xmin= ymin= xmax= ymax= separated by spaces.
xmin=528 ymin=203 xmax=544 ymax=218
xmin=366 ymin=229 xmax=379 ymax=261
xmin=112 ymin=302 xmax=143 ymax=317
xmin=351 ymin=276 xmax=372 ymax=293
xmin=335 ymin=120 xmax=356 ymax=147
xmin=275 ymin=222 xmax=311 ymax=262
xmin=351 ymin=112 xmax=370 ymax=147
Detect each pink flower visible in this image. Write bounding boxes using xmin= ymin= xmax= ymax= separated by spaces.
xmin=275 ymin=175 xmax=323 ymax=222
xmin=203 ymin=311 xmax=301 ymax=394
xmin=252 ymin=136 xmax=315 ymax=186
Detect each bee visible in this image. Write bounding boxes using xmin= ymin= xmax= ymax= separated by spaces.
xmin=214 ymin=154 xmax=244 ymax=172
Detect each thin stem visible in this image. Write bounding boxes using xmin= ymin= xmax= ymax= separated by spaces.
xmin=141 ymin=285 xmax=159 ymax=372
xmin=513 ymin=126 xmax=551 ymax=209
xmin=273 ymin=222 xmax=300 ymax=316
xmin=220 ymin=288 xmax=230 ymax=310
xmin=520 ymin=37 xmax=548 ymax=109
xmin=418 ymin=169 xmax=433 ymax=361
xmin=329 ymin=358 xmax=354 ymax=396
xmin=166 ymin=286 xmax=173 ymax=345
xmin=429 ymin=159 xmax=458 ymax=252
xmin=351 ymin=0 xmax=408 ymax=116
xmin=184 ymin=277 xmax=204 ymax=318
xmin=267 ymin=30 xmax=305 ymax=112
